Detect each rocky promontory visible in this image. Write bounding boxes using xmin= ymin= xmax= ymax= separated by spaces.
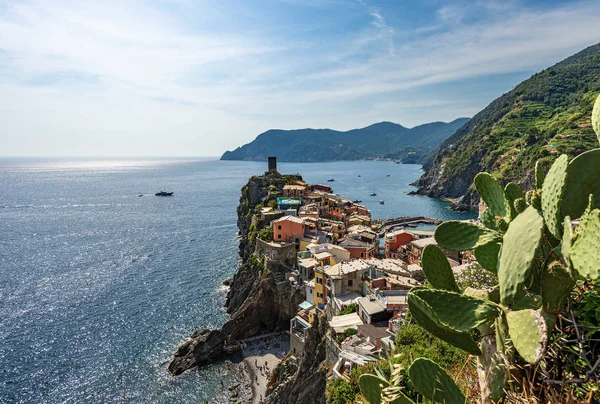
xmin=168 ymin=170 xmax=306 ymax=375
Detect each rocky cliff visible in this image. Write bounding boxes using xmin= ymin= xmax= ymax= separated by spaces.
xmin=416 ymin=43 xmax=600 ymax=211
xmin=168 ymin=170 xmax=306 ymax=372
xmin=264 ymin=313 xmax=328 ymax=404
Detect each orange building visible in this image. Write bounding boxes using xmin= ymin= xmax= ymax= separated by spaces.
xmin=339 ymin=239 xmax=377 ymax=259
xmin=273 ymin=215 xmax=307 ymax=243
xmin=384 ymin=230 xmax=416 ymax=258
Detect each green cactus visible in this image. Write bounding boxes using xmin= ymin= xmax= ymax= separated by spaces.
xmin=435 ymin=221 xmax=502 ymax=251
xmin=541 ymin=154 xmax=569 ymax=238
xmin=561 ymin=149 xmax=600 ymax=226
xmin=569 ymin=207 xmax=600 ymax=280
xmin=592 ymin=91 xmax=600 ymax=143
xmin=410 ymin=288 xmax=501 ymax=331
xmin=561 ymin=216 xmax=573 ymax=265
xmin=421 ymin=244 xmax=460 ymax=292
xmin=474 ymin=172 xmax=510 ymax=220
xmin=480 ymin=207 xmax=497 ymax=230
xmin=408 ymin=358 xmax=468 ymax=404
xmin=504 ymin=182 xmax=523 ymax=220
xmin=497 ymin=206 xmax=544 ymax=306
xmin=474 ymin=241 xmax=500 ymax=273
xmin=541 ymin=261 xmax=574 ymax=314
xmin=408 ymin=289 xmax=481 ymax=354
xmin=535 ymin=160 xmax=547 ymax=190
xmin=513 ymin=197 xmax=526 ymax=214
xmin=506 ymin=309 xmax=548 ymax=364
xmin=359 ymin=374 xmax=390 ymax=404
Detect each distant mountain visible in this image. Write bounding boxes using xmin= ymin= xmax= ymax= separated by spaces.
xmin=220 ymin=119 xmax=470 ymax=162
xmin=416 ymin=42 xmax=600 ymax=210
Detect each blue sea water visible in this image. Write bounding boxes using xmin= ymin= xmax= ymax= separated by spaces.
xmin=0 ymin=158 xmax=474 ymax=403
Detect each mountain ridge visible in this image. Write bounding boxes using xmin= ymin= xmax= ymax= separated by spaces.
xmin=220 ymin=118 xmax=469 ymax=162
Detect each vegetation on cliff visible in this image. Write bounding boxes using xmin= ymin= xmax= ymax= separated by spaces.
xmin=220 ymin=119 xmax=469 ymax=163
xmin=417 ymin=42 xmax=600 ymax=210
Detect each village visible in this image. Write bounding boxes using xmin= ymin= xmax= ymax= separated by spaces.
xmin=246 ymin=158 xmax=481 ymax=387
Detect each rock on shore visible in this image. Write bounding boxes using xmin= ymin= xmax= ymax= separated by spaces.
xmin=168 ymin=329 xmax=226 ymax=376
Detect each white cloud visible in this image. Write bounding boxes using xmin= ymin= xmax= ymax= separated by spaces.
xmin=1 ymin=0 xmax=600 ymax=156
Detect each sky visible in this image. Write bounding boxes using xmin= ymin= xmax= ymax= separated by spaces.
xmin=1 ymin=0 xmax=600 ymax=157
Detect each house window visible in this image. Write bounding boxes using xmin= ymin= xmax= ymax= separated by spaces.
xmin=277 ymin=234 xmax=282 ymax=239
xmin=317 ymin=277 xmax=323 ymax=285
xmin=348 ymin=279 xmax=353 ymax=287
xmin=360 ymin=252 xmax=364 ymax=258
xmin=277 ymin=225 xmax=282 ymax=230
xmin=317 ymin=292 xmax=324 ymax=298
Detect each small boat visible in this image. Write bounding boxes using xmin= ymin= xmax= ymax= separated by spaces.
xmin=380 ymin=200 xmax=385 ymax=204
xmin=395 ymin=161 xmax=400 ymax=164
xmin=370 ymin=192 xmax=377 ymax=196
xmin=155 ymin=191 xmax=174 ymax=196
xmin=386 ymin=174 xmax=390 ymax=177
xmin=353 ymin=199 xmax=362 ymax=203
xmin=358 ymin=175 xmax=361 ymax=177
xmin=327 ymin=178 xmax=335 ymax=182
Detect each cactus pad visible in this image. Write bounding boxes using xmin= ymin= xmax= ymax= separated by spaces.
xmin=408 ymin=358 xmax=468 ymax=404
xmin=592 ymin=93 xmax=600 ymax=143
xmin=359 ymin=374 xmax=389 ymax=404
xmin=435 ymin=221 xmax=502 ymax=251
xmin=410 ymin=288 xmax=501 ymax=331
xmin=506 ymin=309 xmax=547 ymax=364
xmin=505 ymin=182 xmax=523 ymax=220
xmin=408 ymin=289 xmax=481 ymax=354
xmin=474 ymin=241 xmax=501 ymax=273
xmin=514 ymin=197 xmax=527 ymax=214
xmin=535 ymin=160 xmax=547 ymax=190
xmin=561 ymin=216 xmax=573 ymax=265
xmin=498 ymin=206 xmax=544 ymax=306
xmin=474 ymin=172 xmax=510 ymax=220
xmin=421 ymin=244 xmax=460 ymax=292
xmin=570 ymin=207 xmax=600 ymax=280
xmin=480 ymin=207 xmax=497 ymax=230
xmin=562 ymin=149 xmax=600 ymax=225
xmin=541 ymin=261 xmax=574 ymax=314
xmin=541 ymin=154 xmax=569 ymax=238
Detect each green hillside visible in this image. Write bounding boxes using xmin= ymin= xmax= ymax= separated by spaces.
xmin=220 ymin=119 xmax=469 ymax=162
xmin=416 ymin=43 xmax=600 ymax=210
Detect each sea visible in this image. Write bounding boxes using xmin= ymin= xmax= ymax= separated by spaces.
xmin=0 ymin=158 xmax=475 ymax=403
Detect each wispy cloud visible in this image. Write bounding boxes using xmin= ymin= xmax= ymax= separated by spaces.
xmin=1 ymin=0 xmax=600 ymax=156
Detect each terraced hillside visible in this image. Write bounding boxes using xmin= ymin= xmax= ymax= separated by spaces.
xmin=416 ymin=43 xmax=600 ymax=210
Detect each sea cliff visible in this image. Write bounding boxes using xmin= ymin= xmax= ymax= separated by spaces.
xmin=168 ymin=170 xmax=325 ymax=402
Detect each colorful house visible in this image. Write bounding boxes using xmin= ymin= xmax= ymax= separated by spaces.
xmin=273 ymin=215 xmax=307 ymax=243
xmin=283 ymin=184 xmax=307 ymax=198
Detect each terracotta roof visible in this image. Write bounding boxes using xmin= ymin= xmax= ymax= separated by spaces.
xmin=358 ymin=324 xmax=390 ymax=340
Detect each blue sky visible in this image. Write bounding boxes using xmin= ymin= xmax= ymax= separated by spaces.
xmin=1 ymin=0 xmax=599 ymax=156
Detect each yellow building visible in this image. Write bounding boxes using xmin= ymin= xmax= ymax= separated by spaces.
xmin=314 ymin=267 xmax=328 ymax=307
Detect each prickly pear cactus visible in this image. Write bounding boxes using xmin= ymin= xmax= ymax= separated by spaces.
xmin=435 ymin=221 xmax=502 ymax=251
xmin=408 ymin=358 xmax=468 ymax=404
xmin=474 ymin=241 xmax=500 ymax=273
xmin=569 ymin=207 xmax=600 ymax=279
xmin=408 ymin=288 xmax=481 ymax=354
xmin=474 ymin=172 xmax=510 ymax=220
xmin=421 ymin=244 xmax=460 ymax=292
xmin=359 ymin=374 xmax=390 ymax=404
xmin=497 ymin=206 xmax=544 ymax=306
xmin=506 ymin=309 xmax=548 ymax=364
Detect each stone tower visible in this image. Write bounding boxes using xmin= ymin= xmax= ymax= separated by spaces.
xmin=268 ymin=156 xmax=277 ymax=172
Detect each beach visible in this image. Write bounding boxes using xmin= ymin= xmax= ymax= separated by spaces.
xmin=238 ymin=333 xmax=290 ymax=404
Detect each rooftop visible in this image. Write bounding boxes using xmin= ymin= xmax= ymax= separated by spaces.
xmin=325 ymin=260 xmax=370 ymax=277
xmin=283 ymin=184 xmax=307 ymax=190
xmin=410 ymin=237 xmax=437 ymax=249
xmin=364 ymin=258 xmax=406 ymax=273
xmin=298 ymin=257 xmax=318 ymax=268
xmin=329 ymin=312 xmax=363 ymax=333
xmin=357 ymin=323 xmax=390 ymax=340
xmin=274 ymin=215 xmax=306 ymax=225
xmin=357 ymin=296 xmax=386 ymax=315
